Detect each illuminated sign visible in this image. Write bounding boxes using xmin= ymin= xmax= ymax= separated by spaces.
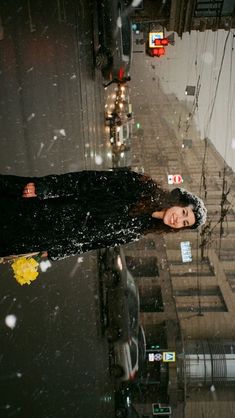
xmin=148 ymin=353 xmax=162 ymax=362
xmin=162 ymin=352 xmax=176 ymax=362
xmin=152 ymin=404 xmax=172 ymax=415
xmin=149 ymin=32 xmax=164 ymax=48
xmin=180 ymin=241 xmax=192 ymax=263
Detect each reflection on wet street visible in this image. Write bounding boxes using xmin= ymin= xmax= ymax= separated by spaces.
xmin=0 ymin=1 xmax=115 ymax=417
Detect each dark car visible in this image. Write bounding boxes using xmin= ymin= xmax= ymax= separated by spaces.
xmin=112 ymin=325 xmax=146 ymax=382
xmin=99 ymin=247 xmax=140 ymax=344
xmin=96 ymin=0 xmax=133 ymax=79
xmin=112 ymin=334 xmax=139 ymax=381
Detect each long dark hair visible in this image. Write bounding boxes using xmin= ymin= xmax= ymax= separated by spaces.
xmin=129 ymin=175 xmax=194 ymax=235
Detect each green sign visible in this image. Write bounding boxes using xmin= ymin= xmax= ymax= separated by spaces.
xmin=152 ymin=403 xmax=172 ymax=415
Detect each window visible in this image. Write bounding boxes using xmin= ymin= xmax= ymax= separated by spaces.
xmin=226 ymin=273 xmax=235 ymax=293
xmin=175 ymin=286 xmax=228 ymax=312
xmin=174 ymin=287 xmax=222 ymax=296
xmin=218 ymin=250 xmax=235 ymax=261
xmin=170 ymin=257 xmax=214 ymax=276
xmin=126 ymin=256 xmax=159 ymax=277
xmin=194 ymin=0 xmax=234 ymax=17
xmin=140 ymin=287 xmax=164 ymax=312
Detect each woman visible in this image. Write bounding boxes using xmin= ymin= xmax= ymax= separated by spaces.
xmin=0 ymin=170 xmax=207 ymax=261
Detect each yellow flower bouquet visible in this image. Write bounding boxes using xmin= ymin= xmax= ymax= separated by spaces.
xmin=11 ymin=257 xmax=39 ymax=285
xmin=0 ymin=252 xmax=48 ymax=285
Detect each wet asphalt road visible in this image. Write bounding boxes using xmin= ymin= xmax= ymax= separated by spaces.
xmin=0 ymin=1 xmax=115 ymax=417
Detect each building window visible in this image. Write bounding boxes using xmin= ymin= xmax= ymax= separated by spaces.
xmin=174 ymin=287 xmax=222 ymax=296
xmin=145 ymin=322 xmax=168 ymax=349
xmin=226 ymin=273 xmax=235 ymax=292
xmin=126 ymin=256 xmax=159 ymax=277
xmin=218 ymin=250 xmax=235 ymax=261
xmin=140 ymin=287 xmax=164 ymax=312
xmin=170 ymin=257 xmax=214 ymax=276
xmin=194 ymin=0 xmax=234 ymax=17
xmin=185 ymin=85 xmax=196 ymax=96
xmin=175 ymin=286 xmax=228 ymax=312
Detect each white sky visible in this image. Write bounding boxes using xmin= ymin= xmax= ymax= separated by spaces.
xmin=155 ymin=29 xmax=235 ymax=173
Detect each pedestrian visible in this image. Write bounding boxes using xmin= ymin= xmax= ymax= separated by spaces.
xmin=103 ymin=75 xmax=131 ymax=88
xmin=0 ymin=170 xmax=207 ymax=261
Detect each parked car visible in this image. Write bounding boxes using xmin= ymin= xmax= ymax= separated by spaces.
xmin=112 ymin=325 xmax=146 ymax=382
xmin=99 ymin=247 xmax=140 ymax=343
xmin=112 ymin=335 xmax=139 ymax=381
xmin=96 ymin=0 xmax=132 ymax=79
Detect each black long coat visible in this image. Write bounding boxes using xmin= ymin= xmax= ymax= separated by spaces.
xmin=0 ymin=170 xmax=162 ymax=260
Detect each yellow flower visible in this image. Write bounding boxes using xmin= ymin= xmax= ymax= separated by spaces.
xmin=11 ymin=257 xmax=39 ymax=285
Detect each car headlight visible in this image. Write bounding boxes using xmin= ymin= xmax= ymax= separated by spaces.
xmin=116 ymin=255 xmax=123 ymax=271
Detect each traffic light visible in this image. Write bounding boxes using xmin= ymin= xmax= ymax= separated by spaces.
xmin=152 ymin=404 xmax=172 ymax=416
xmin=150 ymin=47 xmax=165 ymax=57
xmin=154 ymin=38 xmax=169 ymax=47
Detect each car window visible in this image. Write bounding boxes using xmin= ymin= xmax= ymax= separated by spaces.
xmin=130 ymin=340 xmax=138 ymax=366
xmin=127 ymin=289 xmax=139 ymax=331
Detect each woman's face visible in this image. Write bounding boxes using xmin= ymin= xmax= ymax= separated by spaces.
xmin=163 ymin=206 xmax=195 ymax=229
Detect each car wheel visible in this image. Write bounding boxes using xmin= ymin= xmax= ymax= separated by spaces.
xmin=110 ymin=364 xmax=124 ymax=378
xmin=96 ymin=50 xmax=109 ymax=70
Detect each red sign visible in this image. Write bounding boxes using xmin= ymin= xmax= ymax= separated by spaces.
xmin=168 ymin=174 xmax=183 ymax=185
xmin=173 ymin=174 xmax=183 ymax=184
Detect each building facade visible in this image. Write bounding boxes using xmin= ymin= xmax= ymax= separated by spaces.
xmin=132 ymin=0 xmax=235 ymax=36
xmin=125 ymin=37 xmax=235 ymax=417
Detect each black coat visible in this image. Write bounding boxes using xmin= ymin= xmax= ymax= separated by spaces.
xmin=0 ymin=171 xmax=162 ymax=260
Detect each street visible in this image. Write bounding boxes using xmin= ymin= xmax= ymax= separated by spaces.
xmin=0 ymin=1 xmax=115 ymax=417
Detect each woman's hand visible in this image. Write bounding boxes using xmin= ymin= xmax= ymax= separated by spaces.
xmin=22 ymin=182 xmax=37 ymax=198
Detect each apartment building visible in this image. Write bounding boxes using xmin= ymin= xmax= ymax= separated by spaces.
xmin=127 ymin=50 xmax=235 ymax=417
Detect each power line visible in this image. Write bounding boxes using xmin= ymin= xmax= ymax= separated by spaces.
xmin=204 ymin=30 xmax=231 ymax=137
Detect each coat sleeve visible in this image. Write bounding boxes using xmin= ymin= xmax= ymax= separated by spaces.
xmin=0 ymin=170 xmax=155 ymax=200
xmin=34 ymin=170 xmax=148 ymax=200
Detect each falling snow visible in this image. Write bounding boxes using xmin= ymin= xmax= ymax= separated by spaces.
xmin=40 ymin=259 xmax=52 ymax=272
xmin=27 ymin=113 xmax=36 ymax=122
xmin=95 ymin=155 xmax=103 ymax=165
xmin=5 ymin=314 xmax=17 ymax=329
